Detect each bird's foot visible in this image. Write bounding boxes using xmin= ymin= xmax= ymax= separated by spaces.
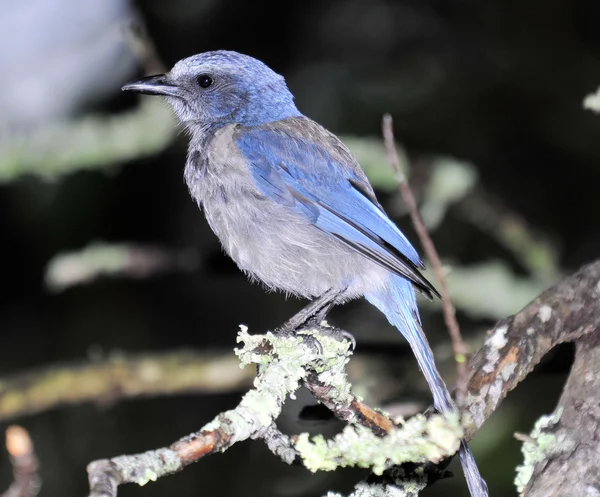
xmin=275 ymin=322 xmax=356 ymax=354
xmin=272 ymin=326 xmax=324 ymax=355
xmin=309 ymin=324 xmax=356 ymax=352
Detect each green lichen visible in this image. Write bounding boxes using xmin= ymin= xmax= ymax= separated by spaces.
xmin=514 ymin=407 xmax=572 ymax=492
xmin=201 ymin=327 xmax=354 ymax=445
xmin=296 ymin=412 xmax=462 ymax=475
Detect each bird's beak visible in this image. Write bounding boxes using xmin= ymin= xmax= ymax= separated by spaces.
xmin=121 ymin=74 xmax=183 ymax=98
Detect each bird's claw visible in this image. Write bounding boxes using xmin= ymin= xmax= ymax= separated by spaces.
xmin=310 ymin=324 xmax=356 ymax=352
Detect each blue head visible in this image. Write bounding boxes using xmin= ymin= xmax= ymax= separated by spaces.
xmin=122 ymin=51 xmax=301 ymax=127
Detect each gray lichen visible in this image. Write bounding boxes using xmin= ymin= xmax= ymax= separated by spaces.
xmin=107 ymin=447 xmax=182 ymax=487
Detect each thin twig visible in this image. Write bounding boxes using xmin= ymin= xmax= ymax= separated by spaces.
xmin=513 ymin=432 xmax=538 ymax=445
xmin=382 ymin=114 xmax=469 ymax=400
xmin=1 ymin=426 xmax=40 ymax=497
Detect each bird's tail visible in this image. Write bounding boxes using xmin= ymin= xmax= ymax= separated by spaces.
xmin=365 ymin=274 xmax=488 ymax=497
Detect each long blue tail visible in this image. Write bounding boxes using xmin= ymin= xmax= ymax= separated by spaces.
xmin=365 ymin=274 xmax=488 ymax=497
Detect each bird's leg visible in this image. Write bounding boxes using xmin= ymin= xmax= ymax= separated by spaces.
xmin=277 ymin=288 xmax=356 ymax=350
xmin=277 ymin=288 xmax=340 ymax=333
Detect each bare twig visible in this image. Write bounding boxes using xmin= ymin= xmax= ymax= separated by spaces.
xmin=0 ymin=350 xmax=253 ymax=422
xmin=303 ymin=370 xmax=396 ymax=437
xmin=1 ymin=426 xmax=40 ymax=497
xmin=382 ymin=114 xmax=469 ymax=399
xmin=253 ymin=423 xmax=299 ymax=464
xmin=513 ymin=432 xmax=538 ymax=445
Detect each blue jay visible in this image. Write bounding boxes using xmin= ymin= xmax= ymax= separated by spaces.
xmin=123 ymin=50 xmax=487 ymax=496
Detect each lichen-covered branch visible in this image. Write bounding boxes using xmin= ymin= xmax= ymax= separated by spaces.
xmin=326 ymin=260 xmax=600 ymax=496
xmin=0 ymin=350 xmax=253 ymax=422
xmin=461 ymin=260 xmax=600 ymax=439
xmin=516 ymin=326 xmax=600 ymax=495
xmin=296 ymin=412 xmax=461 ymax=474
xmin=86 ymin=327 xmax=463 ymax=497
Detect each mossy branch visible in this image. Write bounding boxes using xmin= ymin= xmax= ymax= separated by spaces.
xmin=86 ymin=327 xmax=463 ymax=497
xmin=0 ymin=350 xmax=253 ymax=422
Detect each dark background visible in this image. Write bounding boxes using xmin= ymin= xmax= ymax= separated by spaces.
xmin=1 ymin=0 xmax=599 ymax=495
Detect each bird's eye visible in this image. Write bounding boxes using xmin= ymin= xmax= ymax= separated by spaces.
xmin=197 ymin=74 xmax=213 ymax=88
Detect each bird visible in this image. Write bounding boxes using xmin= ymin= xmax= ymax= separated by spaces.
xmin=122 ymin=50 xmax=487 ymax=496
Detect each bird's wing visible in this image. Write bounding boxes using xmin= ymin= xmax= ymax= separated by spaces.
xmin=234 ymin=117 xmax=439 ymax=299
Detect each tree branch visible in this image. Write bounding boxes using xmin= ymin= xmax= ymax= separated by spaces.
xmin=81 ymin=261 xmax=600 ymax=497
xmin=0 ymin=351 xmax=253 ymax=422
xmin=86 ymin=328 xmax=463 ymax=497
xmin=1 ymin=426 xmax=40 ymax=497
xmin=516 ymin=304 xmax=600 ymax=495
xmin=462 ymin=260 xmax=600 ymax=440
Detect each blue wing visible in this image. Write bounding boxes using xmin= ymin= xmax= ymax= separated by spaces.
xmin=234 ymin=117 xmax=439 ymax=299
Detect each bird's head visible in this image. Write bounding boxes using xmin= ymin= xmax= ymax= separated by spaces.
xmin=122 ymin=50 xmax=300 ymax=127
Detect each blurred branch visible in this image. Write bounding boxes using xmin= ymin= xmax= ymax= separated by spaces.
xmin=0 ymin=351 xmax=253 ymax=422
xmin=44 ymin=242 xmax=199 ymax=292
xmin=419 ymin=157 xmax=478 ymax=230
xmin=0 ymin=18 xmax=174 ymax=183
xmin=431 ymin=260 xmax=550 ymax=320
xmin=1 ymin=426 xmax=40 ymax=497
xmin=0 ymin=99 xmax=177 ymax=182
xmin=583 ymin=87 xmax=600 ymax=113
xmin=455 ymin=188 xmax=561 ymax=282
xmin=383 ymin=115 xmax=489 ymax=497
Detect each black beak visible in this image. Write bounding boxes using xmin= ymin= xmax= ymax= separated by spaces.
xmin=121 ymin=74 xmax=182 ymax=98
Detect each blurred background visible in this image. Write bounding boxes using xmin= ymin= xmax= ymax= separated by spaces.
xmin=1 ymin=0 xmax=599 ymax=495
